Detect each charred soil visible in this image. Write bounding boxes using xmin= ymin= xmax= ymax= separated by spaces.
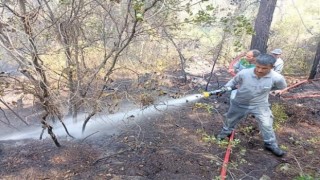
xmin=0 ymin=67 xmax=320 ymax=180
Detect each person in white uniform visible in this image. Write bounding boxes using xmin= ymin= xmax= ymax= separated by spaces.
xmin=271 ymin=49 xmax=284 ymax=74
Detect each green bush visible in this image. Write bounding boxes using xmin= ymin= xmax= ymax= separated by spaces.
xmin=293 ymin=174 xmax=315 ymax=180
xmin=271 ymin=103 xmax=288 ymax=130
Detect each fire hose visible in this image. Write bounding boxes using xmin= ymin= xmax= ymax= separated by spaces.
xmin=216 ymin=54 xmax=245 ymax=179
xmin=220 ymin=130 xmax=235 ymax=180
xmin=202 ymin=90 xmax=235 ymax=180
xmin=279 ymin=78 xmax=320 ymax=99
xmin=202 ymin=54 xmax=242 ymax=179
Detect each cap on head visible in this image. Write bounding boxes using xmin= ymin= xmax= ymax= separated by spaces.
xmin=271 ymin=49 xmax=282 ymax=55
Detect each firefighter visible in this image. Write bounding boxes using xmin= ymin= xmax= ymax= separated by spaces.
xmin=214 ymin=54 xmax=287 ymax=157
xmin=271 ymin=48 xmax=284 ymax=74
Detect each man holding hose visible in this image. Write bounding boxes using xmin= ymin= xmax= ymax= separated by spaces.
xmin=208 ymin=54 xmax=287 ymax=157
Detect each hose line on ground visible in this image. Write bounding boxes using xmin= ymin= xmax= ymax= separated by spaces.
xmin=220 ymin=130 xmax=235 ymax=180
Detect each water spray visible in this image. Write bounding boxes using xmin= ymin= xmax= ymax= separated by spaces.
xmin=0 ymin=93 xmax=208 ymax=141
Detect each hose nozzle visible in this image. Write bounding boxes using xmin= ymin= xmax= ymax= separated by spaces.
xmin=203 ymin=92 xmax=211 ymax=98
xmin=202 ymin=89 xmax=223 ymax=98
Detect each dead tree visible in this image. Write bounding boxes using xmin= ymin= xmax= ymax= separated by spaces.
xmin=0 ymin=1 xmax=73 ymax=146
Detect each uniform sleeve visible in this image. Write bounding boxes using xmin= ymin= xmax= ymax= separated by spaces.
xmin=272 ymin=75 xmax=287 ymax=90
xmin=225 ymin=72 xmax=241 ymax=88
xmin=273 ymin=59 xmax=284 ymax=73
xmin=274 ymin=63 xmax=284 ymax=73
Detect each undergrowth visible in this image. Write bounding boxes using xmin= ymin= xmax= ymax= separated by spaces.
xmin=193 ymin=102 xmax=214 ymax=113
xmin=271 ymin=103 xmax=288 ymax=130
xmin=294 ymin=174 xmax=316 ymax=180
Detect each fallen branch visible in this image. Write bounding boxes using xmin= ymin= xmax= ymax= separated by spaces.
xmin=0 ymin=107 xmax=20 ymax=131
xmin=92 ymin=148 xmax=131 ymax=165
xmin=81 ymin=131 xmax=100 ymax=142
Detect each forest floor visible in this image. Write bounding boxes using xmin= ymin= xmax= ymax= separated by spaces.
xmin=0 ymin=58 xmax=320 ymax=180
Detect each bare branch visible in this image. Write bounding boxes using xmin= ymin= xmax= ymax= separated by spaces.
xmin=0 ymin=98 xmax=29 ymax=125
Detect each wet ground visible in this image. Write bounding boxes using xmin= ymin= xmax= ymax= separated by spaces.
xmin=1 ymin=90 xmax=319 ymax=179
xmin=0 ymin=59 xmax=320 ymax=179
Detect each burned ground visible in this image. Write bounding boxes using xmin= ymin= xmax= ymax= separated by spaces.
xmin=0 ymin=64 xmax=320 ymax=179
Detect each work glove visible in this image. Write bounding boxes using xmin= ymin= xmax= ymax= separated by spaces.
xmin=270 ymin=90 xmax=282 ymax=97
xmin=215 ymin=87 xmax=231 ymax=96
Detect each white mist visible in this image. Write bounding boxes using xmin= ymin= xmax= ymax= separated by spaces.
xmin=0 ymin=94 xmax=203 ymax=141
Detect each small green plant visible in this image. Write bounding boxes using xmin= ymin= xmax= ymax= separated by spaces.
xmin=202 ymin=134 xmax=216 ymax=143
xmin=239 ymin=125 xmax=254 ymax=136
xmin=196 ymin=129 xmax=216 ymax=144
xmin=307 ymin=137 xmax=320 ymax=144
xmin=230 ymin=161 xmax=239 ymax=168
xmin=193 ymin=103 xmax=214 ymax=113
xmin=217 ymin=139 xmax=229 ymax=146
xmin=239 ymin=148 xmax=247 ymax=156
xmin=232 ymin=138 xmax=241 ymax=147
xmin=213 ymin=175 xmax=223 ymax=180
xmin=294 ymin=174 xmax=315 ymax=180
xmin=217 ymin=138 xmax=241 ymax=148
xmin=271 ymin=103 xmax=288 ymax=130
xmin=196 ymin=129 xmax=204 ymax=134
xmin=239 ymin=158 xmax=247 ymax=164
xmin=280 ymin=144 xmax=288 ymax=150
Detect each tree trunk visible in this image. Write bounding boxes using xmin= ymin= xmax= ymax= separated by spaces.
xmin=250 ymin=0 xmax=277 ymax=53
xmin=308 ymin=41 xmax=320 ymax=79
xmin=17 ymin=0 xmax=62 ymax=146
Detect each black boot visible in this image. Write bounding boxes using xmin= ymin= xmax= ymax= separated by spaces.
xmin=264 ymin=143 xmax=285 ymax=157
xmin=217 ymin=132 xmax=231 ymax=141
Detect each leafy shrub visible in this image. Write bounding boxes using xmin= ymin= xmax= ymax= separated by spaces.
xmin=293 ymin=174 xmax=315 ymax=180
xmin=271 ymin=103 xmax=288 ymax=130
xmin=193 ymin=103 xmax=214 ymax=113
